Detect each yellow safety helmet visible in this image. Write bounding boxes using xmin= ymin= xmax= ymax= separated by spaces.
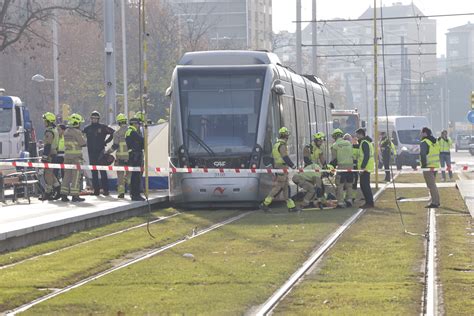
xmin=134 ymin=111 xmax=145 ymax=123
xmin=68 ymin=113 xmax=84 ymax=126
xmin=313 ymin=132 xmax=325 ymax=141
xmin=332 ymin=128 xmax=344 ymax=138
xmin=279 ymin=126 xmax=290 ymax=137
xmin=116 ymin=113 xmax=127 ymax=124
xmin=42 ymin=112 xmax=56 ymax=124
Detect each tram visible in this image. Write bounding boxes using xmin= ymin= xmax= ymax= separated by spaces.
xmin=167 ymin=51 xmax=333 ymax=207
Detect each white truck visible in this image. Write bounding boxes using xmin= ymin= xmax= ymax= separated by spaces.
xmin=377 ymin=116 xmax=429 ymax=170
xmin=0 ymin=95 xmax=37 ymax=159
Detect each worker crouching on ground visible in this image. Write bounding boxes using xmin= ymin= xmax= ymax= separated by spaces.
xmin=292 ymin=163 xmax=323 ymax=209
xmin=420 ymin=127 xmax=441 ymax=208
xmin=355 ymin=128 xmax=375 ymax=208
xmin=83 ymin=111 xmax=114 ymax=196
xmin=60 ymin=113 xmax=87 ymax=202
xmin=40 ymin=112 xmax=61 ymax=200
xmin=260 ymin=127 xmax=300 ymax=213
xmin=304 ymin=132 xmax=329 ymax=207
xmin=126 ymin=117 xmax=145 ymax=201
xmin=330 ymin=129 xmax=354 ymax=208
xmin=107 ymin=114 xmax=129 ymax=199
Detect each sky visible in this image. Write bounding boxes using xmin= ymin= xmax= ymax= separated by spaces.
xmin=272 ymin=0 xmax=474 ymax=57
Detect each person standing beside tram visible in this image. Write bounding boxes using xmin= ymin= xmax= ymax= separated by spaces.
xmin=260 ymin=127 xmax=300 ymax=213
xmin=126 ymin=117 xmax=145 ymax=201
xmin=107 ymin=114 xmax=129 ymax=199
xmin=355 ymin=128 xmax=375 ymax=208
xmin=438 ymin=129 xmax=453 ymax=181
xmin=60 ymin=114 xmax=87 ymax=202
xmin=330 ymin=129 xmax=354 ymax=208
xmin=40 ymin=112 xmax=61 ymax=200
xmin=420 ymin=127 xmax=441 ymax=208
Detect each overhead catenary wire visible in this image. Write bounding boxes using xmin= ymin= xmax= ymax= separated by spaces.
xmin=294 ymin=12 xmax=474 ymax=24
xmin=316 ymin=53 xmax=436 ymax=58
xmin=302 ymin=42 xmax=436 ymax=47
xmin=379 ymin=1 xmax=426 ymax=238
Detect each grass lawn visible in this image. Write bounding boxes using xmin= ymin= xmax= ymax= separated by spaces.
xmin=0 ymin=208 xmax=178 ymax=267
xmin=21 ymin=206 xmax=358 ymax=315
xmin=273 ymin=188 xmax=429 ymax=315
xmin=0 ymin=209 xmax=241 ymax=312
xmin=436 ymin=188 xmax=474 ymax=315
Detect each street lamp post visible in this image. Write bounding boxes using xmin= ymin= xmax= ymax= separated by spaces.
xmin=32 ymin=74 xmax=58 ymax=115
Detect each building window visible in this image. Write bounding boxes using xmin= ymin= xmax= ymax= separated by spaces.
xmin=448 ymin=36 xmax=459 ymax=44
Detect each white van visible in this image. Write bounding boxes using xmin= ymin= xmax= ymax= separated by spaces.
xmin=377 ymin=116 xmax=429 ymax=170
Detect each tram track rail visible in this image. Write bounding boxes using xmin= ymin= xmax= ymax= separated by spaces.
xmin=0 ymin=212 xmax=182 ymax=271
xmin=6 ymin=211 xmax=254 ymax=315
xmin=254 ymin=178 xmax=397 ymax=316
xmin=422 ymin=207 xmax=438 ymax=316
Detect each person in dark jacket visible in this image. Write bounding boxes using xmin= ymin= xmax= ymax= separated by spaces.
xmin=420 ymin=127 xmax=440 ymax=208
xmin=126 ymin=117 xmax=145 ymax=201
xmin=355 ymin=128 xmax=375 ymax=208
xmin=83 ymin=111 xmax=114 ymax=195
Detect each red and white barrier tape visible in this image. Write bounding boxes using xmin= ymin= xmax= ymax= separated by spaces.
xmin=0 ymin=161 xmax=472 ymax=175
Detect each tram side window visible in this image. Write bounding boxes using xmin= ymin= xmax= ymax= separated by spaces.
xmin=308 ymin=87 xmax=317 ymax=134
xmin=280 ymin=90 xmax=297 ymax=160
xmin=294 ymin=86 xmax=310 ymax=167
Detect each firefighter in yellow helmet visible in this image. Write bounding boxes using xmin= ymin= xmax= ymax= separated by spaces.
xmin=260 ymin=127 xmax=300 ymax=212
xmin=330 ymin=128 xmax=354 ymax=208
xmin=292 ymin=163 xmax=323 ymax=209
xmin=107 ymin=113 xmax=129 ymax=198
xmin=60 ymin=113 xmax=87 ymax=202
xmin=40 ymin=112 xmax=61 ymax=200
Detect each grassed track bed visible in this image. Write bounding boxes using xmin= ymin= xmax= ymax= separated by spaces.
xmin=272 ymin=187 xmax=473 ymax=315
xmin=436 ymin=188 xmax=473 ymax=315
xmin=273 ymin=188 xmax=429 ymax=315
xmin=16 ymin=206 xmax=357 ymax=315
xmin=0 ymin=208 xmax=178 ymax=267
xmin=0 ymin=209 xmax=241 ymax=312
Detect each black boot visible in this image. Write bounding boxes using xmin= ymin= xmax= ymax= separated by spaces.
xmin=61 ymin=195 xmax=69 ymax=202
xmin=39 ymin=192 xmax=53 ymax=201
xmin=52 ymin=187 xmax=61 ymax=200
xmin=117 ymin=193 xmax=125 ymax=199
xmin=71 ymin=196 xmax=85 ymax=202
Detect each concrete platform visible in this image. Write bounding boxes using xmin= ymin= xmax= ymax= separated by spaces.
xmin=456 ymin=179 xmax=474 ymax=218
xmin=0 ymin=191 xmax=168 ymax=252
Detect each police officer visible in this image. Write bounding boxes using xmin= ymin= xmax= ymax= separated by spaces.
xmin=126 ymin=117 xmax=145 ymax=201
xmin=438 ymin=129 xmax=453 ymax=181
xmin=107 ymin=114 xmax=129 ymax=199
xmin=330 ymin=129 xmax=354 ymax=208
xmin=355 ymin=128 xmax=375 ymax=208
xmin=292 ymin=163 xmax=323 ymax=209
xmin=40 ymin=112 xmax=60 ymax=200
xmin=60 ymin=113 xmax=87 ymax=202
xmin=260 ymin=127 xmax=300 ymax=213
xmin=421 ymin=127 xmax=440 ymax=208
xmin=83 ymin=111 xmax=114 ymax=195
xmin=380 ymin=131 xmax=396 ymax=182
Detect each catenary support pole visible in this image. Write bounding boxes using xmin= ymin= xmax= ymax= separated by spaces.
xmin=121 ymin=0 xmax=129 ymax=118
xmin=312 ymin=0 xmax=317 ymax=75
xmin=373 ymin=0 xmax=379 ymax=188
xmin=104 ymin=0 xmax=117 ymax=125
xmin=296 ymin=0 xmax=302 ymax=74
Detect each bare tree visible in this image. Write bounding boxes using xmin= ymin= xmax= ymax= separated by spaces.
xmin=0 ymin=0 xmax=96 ymax=52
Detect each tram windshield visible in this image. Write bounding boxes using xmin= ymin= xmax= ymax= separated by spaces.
xmin=178 ymin=68 xmax=265 ymax=156
xmin=332 ymin=114 xmax=359 ymax=136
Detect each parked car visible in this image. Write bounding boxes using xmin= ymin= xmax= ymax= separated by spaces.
xmin=455 ymin=134 xmax=473 ymax=152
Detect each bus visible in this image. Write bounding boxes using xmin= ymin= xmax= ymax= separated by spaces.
xmin=166 ymin=51 xmax=333 ymax=207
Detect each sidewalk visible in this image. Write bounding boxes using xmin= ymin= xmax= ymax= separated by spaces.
xmin=456 ymin=178 xmax=474 ymax=218
xmin=0 ymin=191 xmax=168 ymax=252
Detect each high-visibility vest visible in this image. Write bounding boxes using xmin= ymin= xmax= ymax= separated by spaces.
xmin=45 ymin=126 xmax=59 ymax=155
xmin=331 ymin=138 xmax=353 ymax=168
xmin=438 ymin=137 xmax=452 ymax=153
xmin=421 ymin=138 xmax=441 ymax=168
xmin=115 ymin=126 xmax=129 ymax=160
xmin=272 ymin=139 xmax=287 ymax=168
xmin=125 ymin=125 xmax=137 ymax=138
xmin=357 ymin=139 xmax=375 ymax=172
xmin=309 ymin=144 xmax=323 ymax=164
xmin=299 ymin=163 xmax=321 ymax=181
xmin=57 ymin=135 xmax=65 ymax=157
